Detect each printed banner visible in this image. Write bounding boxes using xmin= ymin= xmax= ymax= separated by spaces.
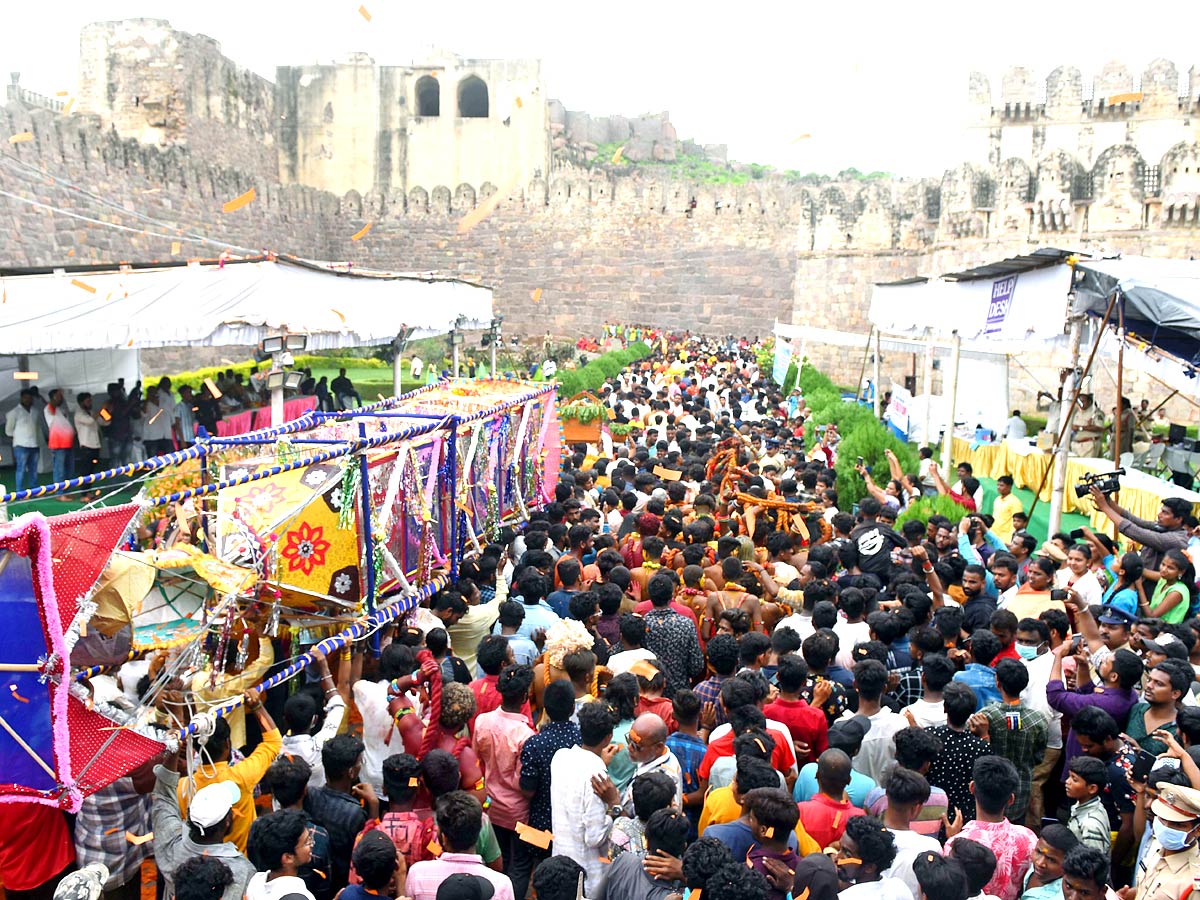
xmin=984 ymin=275 xmax=1018 ymax=336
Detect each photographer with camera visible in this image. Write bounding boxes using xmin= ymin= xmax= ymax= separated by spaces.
xmin=1088 ymin=485 xmax=1190 ymax=583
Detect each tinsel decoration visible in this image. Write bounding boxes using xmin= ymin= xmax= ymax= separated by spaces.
xmin=211 ymin=612 xmax=233 ymax=689
xmin=235 ymin=628 xmax=251 ymax=671
xmin=338 ymin=460 xmax=360 ymax=531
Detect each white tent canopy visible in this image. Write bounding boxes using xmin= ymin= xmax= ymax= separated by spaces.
xmin=868 ymin=258 xmax=1073 ymax=352
xmin=0 ymin=256 xmax=494 ymax=355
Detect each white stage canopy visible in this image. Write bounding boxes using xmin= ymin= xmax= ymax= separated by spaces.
xmin=0 ymin=256 xmax=494 ymax=355
xmin=868 ymin=250 xmax=1074 ymax=352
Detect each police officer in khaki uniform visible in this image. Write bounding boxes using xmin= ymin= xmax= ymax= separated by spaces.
xmin=1124 ymin=782 xmax=1200 ymax=900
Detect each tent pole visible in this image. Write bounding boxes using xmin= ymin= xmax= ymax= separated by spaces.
xmin=270 ymin=384 xmax=284 ymax=429
xmin=856 ymin=327 xmax=874 ymax=404
xmin=393 ymin=351 xmax=403 ymax=400
xmin=1029 ymin=290 xmax=1118 ymax=521
xmin=922 ymin=328 xmax=935 ymax=449
xmin=1115 ymin=293 xmax=1125 ymax=468
xmin=873 ymin=330 xmax=882 ymax=418
xmin=1003 ymin=354 xmax=1011 ymax=424
xmin=1048 ymin=314 xmax=1084 ymax=535
xmin=940 ymin=331 xmax=961 ymax=474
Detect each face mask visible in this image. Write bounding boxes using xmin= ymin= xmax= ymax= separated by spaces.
xmin=1016 ymin=643 xmax=1040 ymax=661
xmin=1152 ymin=816 xmax=1198 ymax=851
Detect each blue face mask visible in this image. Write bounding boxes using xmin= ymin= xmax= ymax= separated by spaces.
xmin=1015 ymin=643 xmax=1042 ymax=661
xmin=1152 ymin=815 xmax=1198 ymax=851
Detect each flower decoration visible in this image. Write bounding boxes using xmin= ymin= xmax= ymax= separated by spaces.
xmin=281 ymin=521 xmax=331 ymax=576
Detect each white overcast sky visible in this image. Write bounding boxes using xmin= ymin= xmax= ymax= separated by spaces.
xmin=2 ymin=0 xmax=1198 ymax=177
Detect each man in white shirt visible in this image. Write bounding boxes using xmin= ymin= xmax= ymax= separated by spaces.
xmin=279 ymin=647 xmax=345 ymax=789
xmin=551 ymin=702 xmax=622 ymax=897
xmin=5 ymin=389 xmax=41 ymax=491
xmin=410 ymin=356 xmax=424 ymax=380
xmin=1004 ymin=411 xmax=1028 ymax=440
xmin=881 ymin=768 xmax=945 ymax=898
xmin=847 ymin=660 xmax=908 ymax=784
xmin=73 ymin=392 xmax=102 ymax=485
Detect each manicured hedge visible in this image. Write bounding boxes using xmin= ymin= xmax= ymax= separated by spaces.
xmin=557 ymin=342 xmax=653 ymax=397
xmin=799 ymin=362 xmax=918 ymax=507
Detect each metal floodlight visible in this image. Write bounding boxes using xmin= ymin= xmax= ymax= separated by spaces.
xmin=279 ymin=351 xmax=295 ymax=367
xmin=285 ymin=333 xmax=308 ymax=351
xmin=266 ymin=370 xmax=286 ymax=390
xmin=284 ymin=371 xmax=305 ymax=390
xmin=261 ymin=336 xmax=285 ymax=355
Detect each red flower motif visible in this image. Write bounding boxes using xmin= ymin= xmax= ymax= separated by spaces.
xmin=281 ymin=521 xmax=331 ymax=576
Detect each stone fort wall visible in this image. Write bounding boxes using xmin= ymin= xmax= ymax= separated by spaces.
xmin=5 ymin=42 xmax=1200 ymax=414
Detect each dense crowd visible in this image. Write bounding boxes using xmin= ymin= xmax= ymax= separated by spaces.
xmin=4 ymin=335 xmax=1200 ymax=900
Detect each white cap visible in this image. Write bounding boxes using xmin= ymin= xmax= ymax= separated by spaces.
xmin=188 ymin=780 xmax=241 ymax=832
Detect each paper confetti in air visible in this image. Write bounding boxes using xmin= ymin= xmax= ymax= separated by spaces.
xmin=611 ymin=145 xmax=625 ymax=164
xmin=763 ymin=826 xmax=775 ymax=838
xmin=629 ymin=659 xmax=660 ymax=680
xmin=456 ymin=173 xmax=520 ymax=233
xmin=71 ymin=278 xmax=96 ymax=294
xmin=791 ymin=134 xmax=812 ymax=143
xmin=531 ymin=288 xmax=543 ymax=303
xmin=63 ymin=98 xmax=74 ymax=115
xmin=358 ymin=4 xmax=372 ymax=21
xmin=125 ymin=831 xmax=154 ymax=845
xmin=1107 ymin=92 xmax=1143 ymax=105
xmin=56 ymin=91 xmax=69 ymax=97
xmin=516 ymin=823 xmax=554 ymax=849
xmin=148 ymin=409 xmax=163 ymax=426
xmin=67 ymin=248 xmax=75 ymax=257
xmin=9 ymin=686 xmax=29 ymax=703
xmin=515 ymin=96 xmax=523 ymax=109
xmin=408 ymin=777 xmax=419 ymax=788
xmin=351 ymin=222 xmax=373 ymax=241
xmin=8 ymin=133 xmax=33 ymax=144
xmin=171 ymin=241 xmax=181 ymax=255
xmin=126 ymin=338 xmax=135 ymax=347
xmin=331 ymin=308 xmax=347 ymax=323
xmin=204 ymin=377 xmax=223 ymax=399
xmin=426 ymin=840 xmax=442 ymax=856
xmin=222 ymin=187 xmax=257 ymax=213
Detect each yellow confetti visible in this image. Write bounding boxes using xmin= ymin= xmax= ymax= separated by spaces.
xmin=204 ymin=378 xmax=223 ymax=399
xmin=350 ymin=222 xmax=373 ymax=241
xmin=126 ymin=338 xmax=134 ymax=347
xmin=8 ymin=132 xmax=33 ymax=144
xmin=791 ymin=134 xmax=812 ymax=143
xmin=515 ymin=96 xmax=523 ymax=109
xmin=331 ymin=308 xmax=346 ymax=323
xmin=358 ymin=4 xmax=371 ymax=21
xmin=457 ymin=173 xmax=520 ymax=234
xmin=408 ymin=777 xmax=419 ymax=788
xmin=71 ymin=278 xmax=96 ymax=294
xmin=611 ymin=145 xmax=625 ymax=164
xmin=531 ymin=288 xmax=543 ymax=304
xmin=763 ymin=826 xmax=775 ymax=838
xmin=171 ymin=241 xmax=181 ymax=255
xmin=1107 ymin=92 xmax=1142 ymax=105
xmin=125 ymin=831 xmax=154 ymax=845
xmin=56 ymin=91 xmax=69 ymax=97
xmin=222 ymin=187 xmax=257 ymax=214
xmin=516 ymin=824 xmax=553 ymax=849
xmin=62 ymin=98 xmax=74 ymax=115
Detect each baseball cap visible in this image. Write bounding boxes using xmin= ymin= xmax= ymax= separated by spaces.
xmin=53 ymin=865 xmax=109 ymax=900
xmin=827 ymin=714 xmax=871 ymax=753
xmin=188 ymin=780 xmax=241 ymax=832
xmin=1141 ymin=632 xmax=1190 ymax=661
xmin=436 ymin=874 xmax=496 ymax=900
xmin=1150 ymin=782 xmax=1200 ymax=824
xmin=1097 ymin=605 xmax=1137 ymax=627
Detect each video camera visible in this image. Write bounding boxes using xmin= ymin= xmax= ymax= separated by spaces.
xmin=1074 ymin=468 xmax=1125 ymax=499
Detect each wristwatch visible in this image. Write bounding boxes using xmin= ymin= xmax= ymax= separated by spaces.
xmin=608 ymin=804 xmax=623 ymax=818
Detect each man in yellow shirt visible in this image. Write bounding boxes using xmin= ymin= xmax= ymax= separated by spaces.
xmin=990 ymin=475 xmax=1025 ymax=543
xmin=698 ymin=755 xmax=819 ymax=855
xmin=177 ymin=687 xmax=282 ymax=852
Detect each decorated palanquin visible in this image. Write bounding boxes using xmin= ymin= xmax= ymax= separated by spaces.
xmin=0 ymin=379 xmax=559 ymax=807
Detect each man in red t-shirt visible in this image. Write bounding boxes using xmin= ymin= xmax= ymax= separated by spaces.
xmin=763 ymin=655 xmax=829 ymax=766
xmin=797 ymin=748 xmax=864 ymax=849
xmin=468 ymin=636 xmax=534 ymax=731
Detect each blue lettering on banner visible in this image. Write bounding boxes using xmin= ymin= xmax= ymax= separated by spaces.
xmin=985 ymin=275 xmax=1017 ymax=336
